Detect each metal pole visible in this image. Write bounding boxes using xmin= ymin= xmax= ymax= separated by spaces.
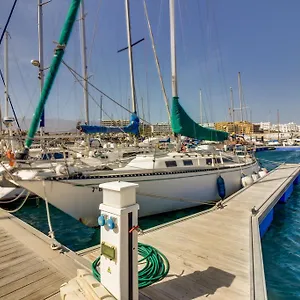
xmin=238 ymin=72 xmax=243 ymax=122
xmin=125 ymin=0 xmax=137 ymax=114
xmin=230 ymin=87 xmax=234 ymax=122
xmin=199 ymin=89 xmax=203 ymax=125
xmin=100 ymin=95 xmax=103 ymax=126
xmin=38 ymin=0 xmax=45 ymax=132
xmin=169 ymin=0 xmax=178 ymax=97
xmin=0 ymin=97 xmax=2 ymax=132
xmin=80 ymin=0 xmax=89 ymax=124
xmin=277 ymin=109 xmax=280 ymax=142
xmin=4 ymin=31 xmax=9 ymax=118
xmin=169 ymin=0 xmax=181 ymax=151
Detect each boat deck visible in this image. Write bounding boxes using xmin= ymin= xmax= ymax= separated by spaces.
xmin=81 ymin=163 xmax=300 ymax=300
xmin=0 ymin=208 xmax=90 ymax=300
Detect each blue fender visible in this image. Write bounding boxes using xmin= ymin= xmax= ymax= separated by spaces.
xmin=217 ymin=175 xmax=226 ymax=200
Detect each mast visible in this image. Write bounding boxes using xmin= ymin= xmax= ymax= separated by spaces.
xmin=79 ymin=0 xmax=89 ymax=124
xmin=125 ymin=0 xmax=137 ymax=114
xmin=199 ymin=89 xmax=203 ymax=125
xmin=99 ymin=95 xmax=103 ymax=126
xmin=0 ymin=97 xmax=2 ymax=132
xmin=38 ymin=0 xmax=45 ymax=132
xmin=169 ymin=0 xmax=180 ymax=150
xmin=4 ymin=31 xmax=9 ymax=118
xmin=277 ymin=109 xmax=280 ymax=142
xmin=143 ymin=0 xmax=170 ymax=122
xmin=230 ymin=87 xmax=234 ymax=123
xmin=238 ymin=72 xmax=243 ymax=122
xmin=169 ymin=0 xmax=178 ymax=98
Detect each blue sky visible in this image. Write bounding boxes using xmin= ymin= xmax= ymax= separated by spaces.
xmin=0 ymin=0 xmax=300 ymax=130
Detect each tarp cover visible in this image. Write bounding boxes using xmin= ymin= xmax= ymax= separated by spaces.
xmin=80 ymin=113 xmax=139 ymax=135
xmin=171 ymin=96 xmax=228 ymax=141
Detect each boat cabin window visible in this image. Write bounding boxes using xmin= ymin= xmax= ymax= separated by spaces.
xmin=214 ymin=158 xmax=221 ymax=164
xmin=206 ymin=158 xmax=212 ymax=165
xmin=183 ymin=160 xmax=193 ymax=166
xmin=222 ymin=158 xmax=232 ymax=163
xmin=165 ymin=161 xmax=177 ymax=167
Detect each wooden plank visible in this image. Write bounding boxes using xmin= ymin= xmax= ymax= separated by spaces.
xmin=0 ymin=267 xmax=54 ymax=298
xmin=0 ymin=256 xmax=43 ymax=280
xmin=0 ymin=244 xmax=28 ymax=258
xmin=0 ymin=247 xmax=32 ymax=264
xmin=0 ymin=261 xmax=48 ymax=288
xmin=45 ymin=293 xmax=61 ymax=300
xmin=0 ymin=252 xmax=36 ymax=271
xmin=0 ymin=240 xmax=19 ymax=252
xmin=20 ymin=274 xmax=66 ymax=300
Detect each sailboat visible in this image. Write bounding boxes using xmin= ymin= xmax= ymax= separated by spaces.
xmin=7 ymin=0 xmax=260 ymax=227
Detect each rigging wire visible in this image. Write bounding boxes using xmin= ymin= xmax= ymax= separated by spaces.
xmin=209 ymin=1 xmax=231 ymax=119
xmin=0 ymin=0 xmax=18 ymax=46
xmin=65 ymin=62 xmax=130 ymax=134
xmin=0 ymin=69 xmax=21 ymax=130
xmin=87 ymin=0 xmax=102 ymax=67
xmin=196 ymin=1 xmax=213 ymax=124
xmin=10 ymin=42 xmax=36 ymax=114
xmin=62 ymin=60 xmax=152 ymax=125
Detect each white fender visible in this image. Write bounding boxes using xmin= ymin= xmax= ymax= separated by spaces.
xmin=242 ymin=175 xmax=254 ymax=187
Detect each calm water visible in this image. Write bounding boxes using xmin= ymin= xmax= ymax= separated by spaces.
xmin=256 ymin=150 xmax=300 ymax=300
xmin=10 ymin=150 xmax=300 ymax=299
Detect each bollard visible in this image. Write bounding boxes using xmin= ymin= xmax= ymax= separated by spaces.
xmin=99 ymin=181 xmax=139 ymax=300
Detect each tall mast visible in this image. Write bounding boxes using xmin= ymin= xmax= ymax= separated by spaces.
xmin=169 ymin=0 xmax=181 ymax=151
xmin=238 ymin=72 xmax=243 ymax=122
xmin=79 ymin=0 xmax=89 ymax=124
xmin=99 ymin=95 xmax=103 ymax=125
xmin=125 ymin=0 xmax=137 ymax=114
xmin=230 ymin=87 xmax=234 ymax=122
xmin=199 ymin=89 xmax=203 ymax=125
xmin=169 ymin=0 xmax=178 ymax=98
xmin=277 ymin=109 xmax=280 ymax=141
xmin=38 ymin=0 xmax=45 ymax=132
xmin=4 ymin=31 xmax=9 ymax=118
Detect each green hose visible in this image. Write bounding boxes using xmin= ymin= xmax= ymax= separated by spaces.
xmin=92 ymin=242 xmax=169 ymax=289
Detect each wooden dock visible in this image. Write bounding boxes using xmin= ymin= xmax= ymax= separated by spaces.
xmin=81 ymin=163 xmax=300 ymax=300
xmin=0 ymin=208 xmax=91 ymax=300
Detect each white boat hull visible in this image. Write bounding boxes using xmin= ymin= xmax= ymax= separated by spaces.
xmin=15 ymin=161 xmax=260 ymax=227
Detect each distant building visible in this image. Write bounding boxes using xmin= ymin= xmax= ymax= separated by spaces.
xmin=275 ymin=122 xmax=299 ymax=133
xmin=101 ymin=120 xmax=130 ymax=127
xmin=151 ymin=123 xmax=172 ymax=134
xmin=215 ymin=121 xmax=261 ymax=135
xmin=254 ymin=122 xmax=271 ymax=131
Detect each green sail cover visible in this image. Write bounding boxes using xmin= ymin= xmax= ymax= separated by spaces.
xmin=25 ymin=0 xmax=82 ymax=149
xmin=171 ymin=96 xmax=229 ymax=141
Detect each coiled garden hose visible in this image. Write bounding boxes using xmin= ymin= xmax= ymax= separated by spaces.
xmin=92 ymin=242 xmax=169 ymax=289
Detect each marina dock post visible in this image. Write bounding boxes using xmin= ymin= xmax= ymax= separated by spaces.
xmin=99 ymin=181 xmax=140 ymax=300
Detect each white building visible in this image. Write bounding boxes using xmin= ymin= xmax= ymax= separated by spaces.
xmin=287 ymin=122 xmax=298 ymax=132
xmin=255 ymin=122 xmax=271 ymax=131
xmin=270 ymin=122 xmax=299 ymax=133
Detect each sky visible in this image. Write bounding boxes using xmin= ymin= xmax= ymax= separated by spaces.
xmin=0 ymin=0 xmax=300 ymax=131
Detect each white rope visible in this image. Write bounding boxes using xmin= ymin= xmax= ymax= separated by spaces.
xmin=2 ymin=191 xmax=30 ymax=213
xmin=0 ymin=189 xmax=26 ymax=204
xmin=42 ymin=181 xmax=60 ymax=250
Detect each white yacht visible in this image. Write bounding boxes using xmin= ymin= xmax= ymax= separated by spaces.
xmin=8 ymin=150 xmax=260 ymax=226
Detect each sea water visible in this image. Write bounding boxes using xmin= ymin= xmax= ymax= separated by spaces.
xmin=12 ymin=150 xmax=300 ymax=299
xmin=256 ymin=150 xmax=300 ymax=299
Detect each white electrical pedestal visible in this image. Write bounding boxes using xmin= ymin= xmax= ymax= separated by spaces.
xmin=98 ymin=181 xmax=139 ymax=300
